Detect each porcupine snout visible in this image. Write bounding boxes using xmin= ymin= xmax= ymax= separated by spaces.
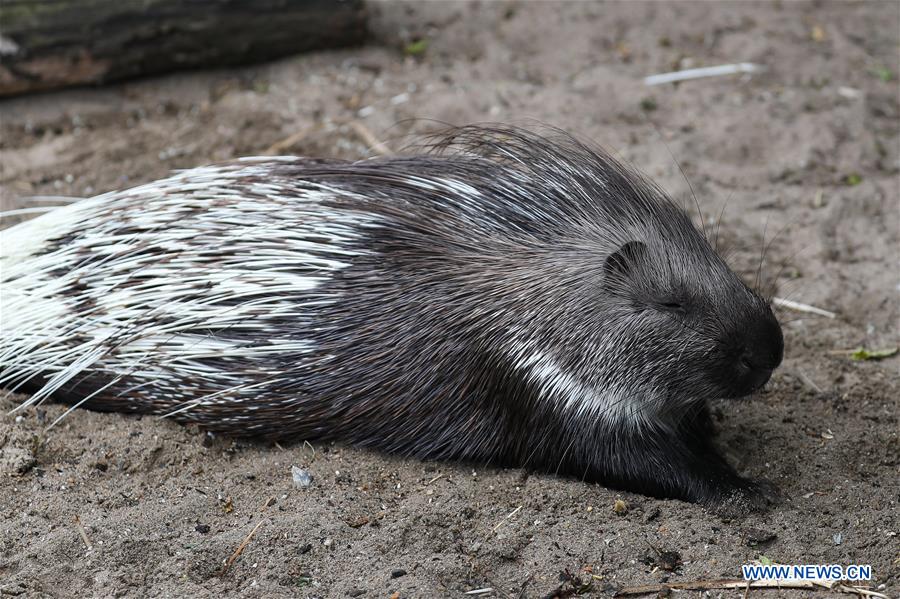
xmin=728 ymin=307 xmax=784 ymax=396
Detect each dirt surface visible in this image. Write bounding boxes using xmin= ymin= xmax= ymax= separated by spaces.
xmin=1 ymin=1 xmax=898 ymax=597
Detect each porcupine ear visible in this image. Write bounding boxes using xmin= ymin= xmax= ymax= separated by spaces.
xmin=603 ymin=241 xmax=647 ymax=282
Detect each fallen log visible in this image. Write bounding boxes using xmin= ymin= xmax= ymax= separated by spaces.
xmin=0 ymin=0 xmax=367 ymax=97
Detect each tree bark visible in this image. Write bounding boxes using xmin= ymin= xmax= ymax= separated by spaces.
xmin=0 ymin=0 xmax=367 ymax=97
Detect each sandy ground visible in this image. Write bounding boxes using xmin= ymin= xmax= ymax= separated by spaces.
xmin=1 ymin=1 xmax=898 ymax=597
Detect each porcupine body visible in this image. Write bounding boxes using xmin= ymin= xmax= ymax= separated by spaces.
xmin=0 ymin=126 xmax=783 ymax=507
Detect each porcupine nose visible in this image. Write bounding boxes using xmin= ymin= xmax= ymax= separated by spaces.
xmin=735 ymin=312 xmax=784 ymax=394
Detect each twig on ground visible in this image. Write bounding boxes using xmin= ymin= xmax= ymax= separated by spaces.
xmin=426 ymin=473 xmax=444 ymax=485
xmin=517 ymin=572 xmax=535 ymax=598
xmin=349 ymin=121 xmax=394 ymax=156
xmin=263 ymin=127 xmax=312 ymax=155
xmin=644 ymin=63 xmax=764 ymax=85
xmin=303 ymin=440 xmax=316 ymax=460
xmin=74 ymin=515 xmax=92 ymax=550
xmin=772 ymin=297 xmax=837 ymax=319
xmin=792 ymin=369 xmax=823 ymax=394
xmin=220 ymin=519 xmax=265 ymax=577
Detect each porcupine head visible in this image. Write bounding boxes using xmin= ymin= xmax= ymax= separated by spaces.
xmin=416 ymin=128 xmax=786 ymax=508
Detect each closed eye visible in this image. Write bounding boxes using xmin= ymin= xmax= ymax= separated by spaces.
xmin=658 ymin=301 xmax=686 ymax=313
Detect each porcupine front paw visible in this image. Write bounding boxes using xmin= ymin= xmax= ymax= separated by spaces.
xmin=709 ymin=477 xmax=782 ymax=517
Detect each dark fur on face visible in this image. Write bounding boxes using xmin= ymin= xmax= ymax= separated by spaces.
xmin=1 ymin=125 xmax=783 ymax=509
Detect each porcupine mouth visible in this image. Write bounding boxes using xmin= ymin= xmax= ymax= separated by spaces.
xmin=746 ymin=366 xmax=775 ymax=393
xmin=720 ymin=361 xmax=775 ymax=399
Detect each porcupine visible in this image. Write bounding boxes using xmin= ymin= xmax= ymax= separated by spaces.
xmin=0 ymin=125 xmax=784 ymax=508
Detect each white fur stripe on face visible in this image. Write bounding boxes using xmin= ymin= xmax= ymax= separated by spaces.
xmin=506 ymin=338 xmax=648 ymax=428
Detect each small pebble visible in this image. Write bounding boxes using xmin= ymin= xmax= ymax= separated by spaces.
xmin=743 ymin=527 xmax=776 ymax=546
xmin=390 ymin=569 xmax=407 ymax=579
xmin=195 ymin=524 xmax=210 ymax=534
xmin=292 ymin=466 xmax=313 ymax=488
xmin=0 ymin=582 xmax=26 ymax=596
xmin=657 ymin=550 xmax=682 ymax=571
xmin=643 ymin=506 xmax=661 ymax=523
